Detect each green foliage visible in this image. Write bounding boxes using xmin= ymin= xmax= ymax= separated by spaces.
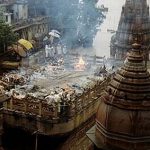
xmin=0 ymin=20 xmax=18 ymax=53
xmin=28 ymin=0 xmax=105 ymax=48
xmin=44 ymin=0 xmax=104 ymax=48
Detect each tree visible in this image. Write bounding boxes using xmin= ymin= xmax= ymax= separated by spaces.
xmin=36 ymin=0 xmax=105 ymax=48
xmin=0 ymin=20 xmax=18 ymax=54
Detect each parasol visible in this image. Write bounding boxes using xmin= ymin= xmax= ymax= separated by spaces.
xmin=51 ymin=30 xmax=61 ymax=35
xmin=49 ymin=31 xmax=60 ymax=38
xmin=18 ymin=39 xmax=33 ymax=50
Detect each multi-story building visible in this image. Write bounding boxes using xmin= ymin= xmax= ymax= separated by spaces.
xmin=0 ymin=1 xmax=15 ymax=24
xmin=0 ymin=0 xmax=28 ymax=24
xmin=13 ymin=0 xmax=28 ymax=21
xmin=0 ymin=0 xmax=49 ymax=44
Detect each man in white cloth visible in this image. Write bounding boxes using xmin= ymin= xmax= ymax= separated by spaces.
xmin=49 ymin=45 xmax=54 ymax=57
xmin=45 ymin=45 xmax=49 ymax=58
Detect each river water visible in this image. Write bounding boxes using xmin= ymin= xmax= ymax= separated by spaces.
xmin=94 ymin=0 xmax=125 ymax=58
xmin=94 ymin=0 xmax=150 ymax=58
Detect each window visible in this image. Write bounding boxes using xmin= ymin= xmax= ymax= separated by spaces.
xmin=6 ymin=15 xmax=8 ymax=22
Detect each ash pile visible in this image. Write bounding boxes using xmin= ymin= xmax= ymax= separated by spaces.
xmin=0 ymin=42 xmax=114 ymax=118
xmin=0 ymin=62 xmax=104 ymax=108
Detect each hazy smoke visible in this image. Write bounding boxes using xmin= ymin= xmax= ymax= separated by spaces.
xmin=28 ymin=0 xmax=105 ymax=49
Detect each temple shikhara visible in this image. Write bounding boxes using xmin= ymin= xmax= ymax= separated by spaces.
xmin=110 ymin=0 xmax=150 ymax=59
xmin=87 ymin=42 xmax=150 ymax=150
xmin=87 ymin=0 xmax=150 ymax=149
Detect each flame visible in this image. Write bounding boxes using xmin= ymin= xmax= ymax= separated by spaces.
xmin=75 ymin=56 xmax=86 ymax=71
xmin=78 ymin=57 xmax=85 ymax=65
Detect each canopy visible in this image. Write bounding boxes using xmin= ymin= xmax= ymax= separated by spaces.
xmin=51 ymin=30 xmax=61 ymax=35
xmin=49 ymin=32 xmax=60 ymax=38
xmin=18 ymin=39 xmax=33 ymax=50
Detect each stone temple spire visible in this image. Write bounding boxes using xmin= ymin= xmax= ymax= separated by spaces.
xmin=110 ymin=0 xmax=150 ymax=59
xmin=87 ymin=42 xmax=150 ymax=150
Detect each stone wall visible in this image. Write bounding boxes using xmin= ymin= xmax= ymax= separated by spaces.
xmin=60 ymin=115 xmax=95 ymax=150
xmin=0 ymin=109 xmax=3 ymax=147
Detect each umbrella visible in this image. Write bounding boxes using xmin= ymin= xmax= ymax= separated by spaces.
xmin=51 ymin=30 xmax=61 ymax=35
xmin=18 ymin=39 xmax=33 ymax=50
xmin=12 ymin=44 xmax=27 ymax=57
xmin=49 ymin=32 xmax=60 ymax=38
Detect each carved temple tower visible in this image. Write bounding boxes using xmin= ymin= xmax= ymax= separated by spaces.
xmin=110 ymin=0 xmax=150 ymax=59
xmin=87 ymin=42 xmax=150 ymax=150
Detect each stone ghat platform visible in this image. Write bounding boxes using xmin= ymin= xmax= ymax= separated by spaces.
xmin=1 ymin=78 xmax=109 ymax=136
xmin=0 ymin=60 xmax=111 ymax=136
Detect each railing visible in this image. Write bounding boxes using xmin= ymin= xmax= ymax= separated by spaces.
xmin=11 ymin=16 xmax=49 ymax=31
xmin=0 ymin=0 xmax=16 ymax=5
xmin=3 ymin=78 xmax=109 ymax=121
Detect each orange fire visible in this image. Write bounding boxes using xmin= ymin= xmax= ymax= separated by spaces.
xmin=75 ymin=56 xmax=86 ymax=71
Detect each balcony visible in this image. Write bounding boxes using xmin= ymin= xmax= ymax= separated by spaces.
xmin=11 ymin=16 xmax=50 ymax=31
xmin=0 ymin=0 xmax=16 ymax=5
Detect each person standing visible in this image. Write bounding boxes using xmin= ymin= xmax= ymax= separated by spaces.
xmin=45 ymin=45 xmax=49 ymax=62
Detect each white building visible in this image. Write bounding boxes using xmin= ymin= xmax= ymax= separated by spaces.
xmin=13 ymin=0 xmax=28 ymax=21
xmin=3 ymin=12 xmax=12 ymax=24
xmin=0 ymin=0 xmax=28 ymax=24
xmin=0 ymin=4 xmax=13 ymax=25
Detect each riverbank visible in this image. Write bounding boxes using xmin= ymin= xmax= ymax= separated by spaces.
xmin=94 ymin=0 xmax=125 ymax=57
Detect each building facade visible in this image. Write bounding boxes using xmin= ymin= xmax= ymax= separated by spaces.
xmin=0 ymin=0 xmax=49 ymax=45
xmin=0 ymin=2 xmax=14 ymax=24
xmin=0 ymin=0 xmax=28 ymax=24
xmin=13 ymin=0 xmax=28 ymax=21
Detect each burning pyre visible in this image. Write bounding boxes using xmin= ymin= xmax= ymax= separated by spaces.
xmin=74 ymin=56 xmax=86 ymax=71
xmin=0 ymin=62 xmax=104 ymax=108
